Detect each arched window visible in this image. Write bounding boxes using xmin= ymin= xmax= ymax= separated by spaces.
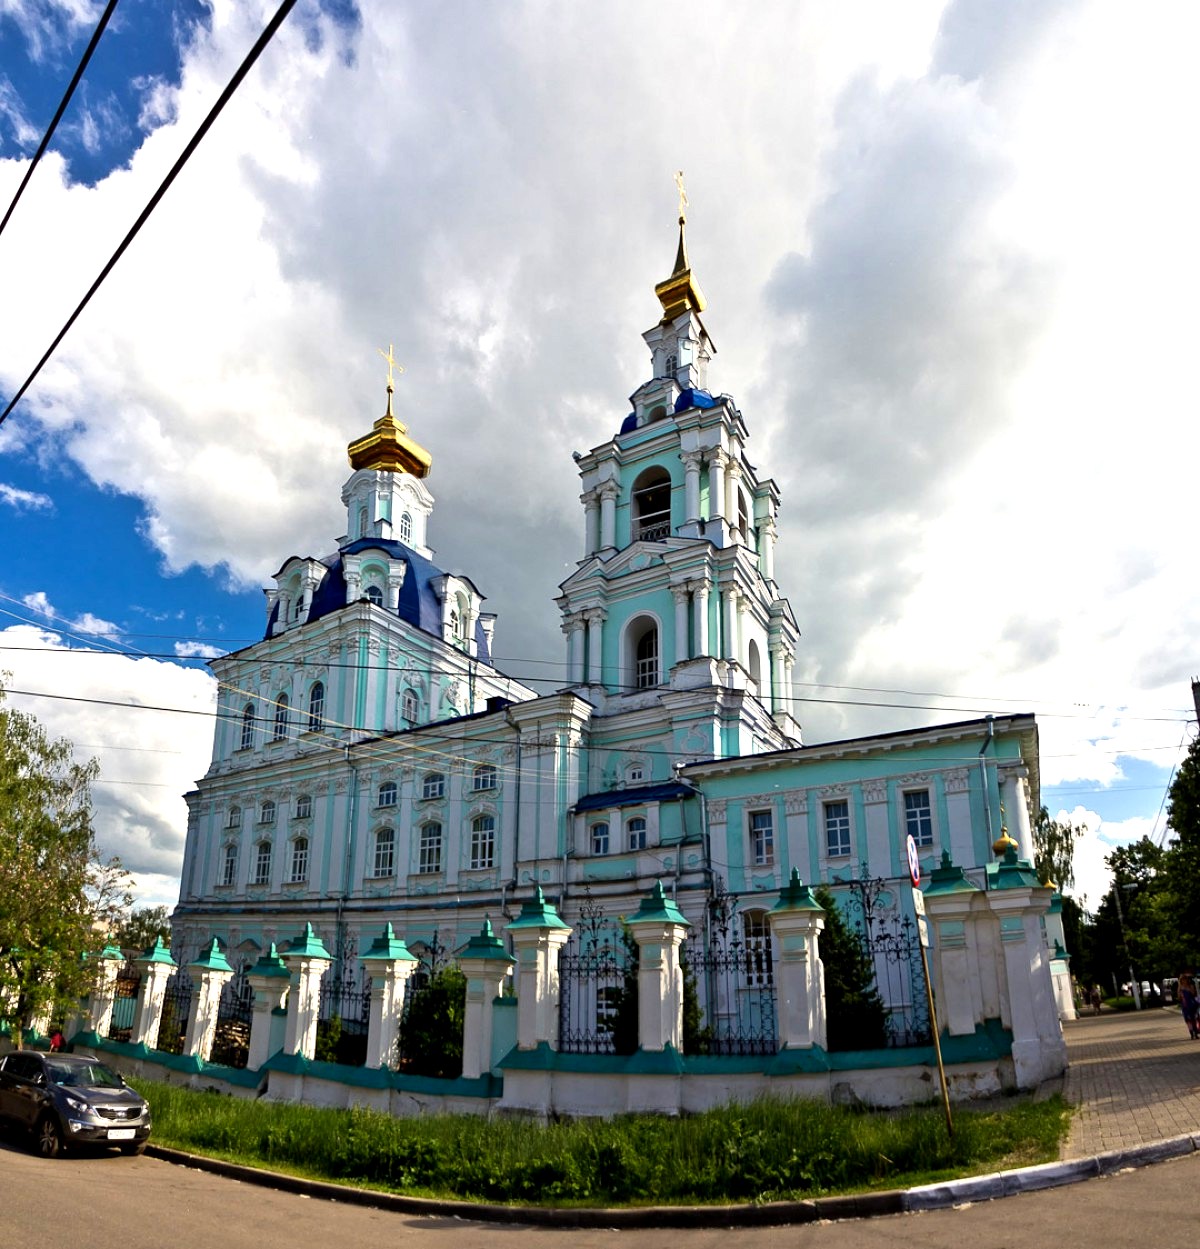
xmin=401 ymin=689 xmax=419 ymax=724
xmin=747 ymin=639 xmax=762 ymax=688
xmin=289 ymin=837 xmax=309 ymax=883
xmin=307 ymin=682 xmax=325 ymax=732
xmin=418 ymin=822 xmax=442 ymax=875
xmin=448 ymin=608 xmax=459 ymax=640
xmin=470 ymin=814 xmax=495 ymax=870
xmin=400 ymin=511 xmax=413 ymax=544
xmin=377 ymin=781 xmax=397 ymax=808
xmin=632 ymin=467 xmax=672 ymax=542
xmin=665 ymin=352 xmax=677 ymax=378
xmin=272 ymin=694 xmax=289 ymax=741
xmin=253 ymin=841 xmax=272 ymax=886
xmin=220 ymin=843 xmax=238 ymax=887
xmin=627 ymin=816 xmax=647 ymax=851
xmin=633 ymin=622 xmax=659 ymax=690
xmin=259 ymin=800 xmax=276 ymax=825
xmin=591 ymin=822 xmax=610 ymax=856
xmin=358 ymin=505 xmax=368 ymax=538
xmin=743 ymin=911 xmax=774 ymax=987
xmin=421 ymin=772 xmax=445 ymax=800
xmin=364 ymin=584 xmax=383 ymax=607
xmin=295 ymin=794 xmax=313 ymax=820
xmin=239 ymin=703 xmax=255 ymax=751
xmin=226 ymin=805 xmax=242 ymax=830
xmin=472 ymin=764 xmax=496 ymax=792
xmin=372 ymin=827 xmax=395 ymax=878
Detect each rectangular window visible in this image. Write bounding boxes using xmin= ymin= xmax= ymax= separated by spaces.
xmin=749 ymin=810 xmax=774 ymax=866
xmin=904 ymin=789 xmax=934 ymax=847
xmin=824 ymin=800 xmax=851 ymax=857
xmin=470 ymin=817 xmax=495 ymax=870
xmin=627 ymin=817 xmax=647 ymax=851
xmin=591 ymin=822 xmax=610 ymax=855
xmin=372 ymin=829 xmax=395 ymax=878
xmin=221 ymin=844 xmax=238 ymax=887
xmin=421 ymin=773 xmax=445 ymax=800
xmin=252 ymin=842 xmax=271 ymax=886
xmin=472 ymin=765 xmax=497 ymax=791
xmin=289 ymin=838 xmax=309 ymax=883
xmin=418 ymin=824 xmax=442 ymax=875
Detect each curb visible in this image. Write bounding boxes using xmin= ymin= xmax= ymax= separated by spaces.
xmin=144 ymin=1132 xmax=1200 ymax=1228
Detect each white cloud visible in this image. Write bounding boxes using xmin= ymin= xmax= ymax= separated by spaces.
xmin=18 ymin=591 xmax=120 ymax=639
xmin=174 ymin=640 xmax=222 ymax=659
xmin=0 ymin=482 xmax=51 ymax=510
xmin=1058 ymin=806 xmax=1158 ymax=914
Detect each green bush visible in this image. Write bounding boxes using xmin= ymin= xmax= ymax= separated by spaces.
xmin=396 ymin=967 xmax=466 ymax=1077
xmin=814 ymin=885 xmax=888 ymax=1051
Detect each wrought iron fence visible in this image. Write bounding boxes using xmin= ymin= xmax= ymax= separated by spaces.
xmin=842 ymin=870 xmax=931 ymax=1049
xmin=154 ymin=968 xmax=192 ymax=1054
xmin=683 ymin=879 xmax=778 ymax=1056
xmin=210 ymin=964 xmax=253 ymax=1068
xmin=316 ymin=969 xmax=372 ymax=1067
xmin=556 ymin=891 xmax=639 ymax=1055
xmin=395 ymin=929 xmax=464 ymax=1076
xmin=106 ymin=965 xmax=141 ymax=1042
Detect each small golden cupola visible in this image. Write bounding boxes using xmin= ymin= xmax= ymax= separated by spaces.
xmin=654 ymin=215 xmax=706 ymax=324
xmin=346 ymin=346 xmax=433 ymax=478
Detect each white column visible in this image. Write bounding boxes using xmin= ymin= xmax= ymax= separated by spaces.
xmin=760 ymin=515 xmax=777 ymax=582
xmin=722 ymin=584 xmax=740 ymax=663
xmin=131 ymin=942 xmax=176 ymax=1048
xmin=507 ymin=889 xmax=572 ymax=1051
xmin=627 ymin=882 xmax=690 ymax=1053
xmin=769 ymin=643 xmax=785 ymax=714
xmin=682 ymin=452 xmax=702 ymax=524
xmin=599 ymin=483 xmax=618 ymax=550
xmin=671 ymin=585 xmax=690 ymax=665
xmin=582 ymin=492 xmax=599 ymax=557
xmin=281 ymin=925 xmax=333 ymax=1061
xmin=457 ymin=921 xmax=515 ymax=1079
xmin=184 ymin=959 xmax=234 ymax=1062
xmin=363 ymin=958 xmax=417 ymax=1070
xmin=1001 ymin=769 xmax=1035 ymax=862
xmin=387 ymin=570 xmax=405 ymax=613
xmin=693 ymin=581 xmax=710 ymax=656
xmin=725 ymin=459 xmax=742 ymax=538
xmin=563 ymin=614 xmax=585 ymax=684
xmin=585 ymin=608 xmax=605 ymax=685
xmin=708 ymin=450 xmax=727 ymax=521
xmin=767 ymin=872 xmax=827 ymax=1051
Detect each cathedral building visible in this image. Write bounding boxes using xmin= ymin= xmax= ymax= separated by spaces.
xmin=172 ymin=215 xmax=1041 ymax=983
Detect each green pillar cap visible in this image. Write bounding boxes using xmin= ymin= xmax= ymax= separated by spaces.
xmin=97 ymin=941 xmax=124 ymax=962
xmin=136 ymin=935 xmax=177 ymax=967
xmin=285 ymin=922 xmax=332 ymax=960
xmin=769 ymin=868 xmax=824 ymax=913
xmin=1053 ymin=939 xmax=1069 ymax=959
xmin=991 ymin=845 xmax=1043 ymax=889
xmin=362 ymin=923 xmax=418 ymax=963
xmin=189 ymin=937 xmax=234 ymax=974
xmin=924 ymin=850 xmax=983 ymax=896
xmin=456 ymin=918 xmax=515 ymax=962
xmin=629 ymin=880 xmax=689 ymax=927
xmin=506 ymin=884 xmax=570 ymax=931
xmin=249 ymin=943 xmax=291 ymax=978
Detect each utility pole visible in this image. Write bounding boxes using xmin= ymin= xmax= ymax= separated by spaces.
xmin=1112 ymin=882 xmax=1141 ymax=1010
xmin=1192 ymin=676 xmax=1200 ymax=729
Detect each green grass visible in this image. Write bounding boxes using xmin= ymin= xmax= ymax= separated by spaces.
xmin=132 ymin=1080 xmax=1071 ymax=1207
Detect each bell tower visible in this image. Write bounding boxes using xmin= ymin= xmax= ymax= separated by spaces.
xmin=557 ymin=195 xmax=802 ymax=770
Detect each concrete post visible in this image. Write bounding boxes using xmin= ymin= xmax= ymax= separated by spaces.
xmin=506 ymin=886 xmax=572 ymax=1051
xmin=627 ymin=881 xmax=690 ymax=1053
xmin=184 ymin=939 xmax=234 ymax=1062
xmin=282 ymin=924 xmax=332 ymax=1061
xmin=456 ymin=921 xmax=515 ymax=1079
xmin=766 ymin=869 xmax=827 ymax=1051
xmin=246 ymin=944 xmax=292 ymax=1071
xmin=131 ymin=937 xmax=177 ymax=1048
xmin=87 ymin=943 xmax=125 ymax=1039
xmin=360 ymin=924 xmax=418 ymax=1070
xmin=922 ymin=853 xmax=987 ymax=1037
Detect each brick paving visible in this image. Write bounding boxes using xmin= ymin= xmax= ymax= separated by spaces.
xmin=1061 ymin=1005 xmax=1200 ymax=1158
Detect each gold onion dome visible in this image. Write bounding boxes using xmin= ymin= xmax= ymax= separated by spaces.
xmin=992 ymin=827 xmax=1019 ymax=857
xmin=654 ymin=216 xmax=707 ymax=323
xmin=347 ymin=352 xmax=432 ymax=477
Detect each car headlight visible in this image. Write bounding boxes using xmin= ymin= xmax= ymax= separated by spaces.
xmin=63 ymin=1094 xmax=90 ymax=1115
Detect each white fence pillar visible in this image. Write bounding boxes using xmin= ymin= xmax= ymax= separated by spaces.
xmin=627 ymin=881 xmax=690 ymax=1053
xmin=183 ymin=939 xmax=233 ymax=1062
xmin=282 ymin=924 xmax=332 ymax=1061
xmin=767 ymin=870 xmax=827 ymax=1051
xmin=360 ymin=924 xmax=418 ymax=1070
xmin=506 ymin=887 xmax=572 ymax=1051
xmin=87 ymin=943 xmax=124 ymax=1038
xmin=246 ymin=944 xmax=291 ymax=1071
xmin=457 ymin=921 xmax=514 ymax=1079
xmin=131 ymin=937 xmax=177 ymax=1048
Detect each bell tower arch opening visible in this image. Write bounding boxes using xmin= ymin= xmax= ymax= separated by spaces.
xmin=632 ymin=467 xmax=672 ymax=542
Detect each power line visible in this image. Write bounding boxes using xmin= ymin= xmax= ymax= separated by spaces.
xmin=0 ymin=0 xmax=119 ymax=241
xmin=0 ymin=0 xmax=298 ymax=427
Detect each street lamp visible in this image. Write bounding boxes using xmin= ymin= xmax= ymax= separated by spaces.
xmin=1112 ymin=881 xmax=1141 ymax=1011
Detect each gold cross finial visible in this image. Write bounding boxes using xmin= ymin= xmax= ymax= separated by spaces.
xmin=377 ymin=343 xmax=404 ymax=390
xmin=674 ymin=170 xmax=688 ymax=224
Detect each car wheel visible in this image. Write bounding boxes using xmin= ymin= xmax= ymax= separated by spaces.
xmin=119 ymin=1140 xmax=147 ymax=1156
xmin=35 ymin=1114 xmax=63 ymax=1159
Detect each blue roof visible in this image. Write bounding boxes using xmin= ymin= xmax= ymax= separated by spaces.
xmin=268 ymin=537 xmax=492 ymax=663
xmin=574 ymin=781 xmax=693 ymax=813
xmin=674 ymin=387 xmax=716 ymax=412
xmin=619 ymin=413 xmax=638 ymax=434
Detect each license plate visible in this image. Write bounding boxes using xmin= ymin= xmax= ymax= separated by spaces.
xmin=107 ymin=1128 xmax=136 ymax=1140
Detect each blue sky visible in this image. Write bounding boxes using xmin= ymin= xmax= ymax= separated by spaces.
xmin=0 ymin=0 xmax=1196 ymax=910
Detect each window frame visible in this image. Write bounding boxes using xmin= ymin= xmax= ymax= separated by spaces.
xmin=418 ymin=821 xmax=443 ymax=875
xmin=591 ymin=821 xmax=610 ymax=856
xmin=220 ymin=843 xmax=238 ymax=887
xmin=904 ymin=788 xmax=934 ymax=848
xmin=472 ymin=764 xmax=497 ymax=792
xmin=401 ymin=689 xmax=418 ymax=724
xmin=239 ymin=702 xmax=256 ymax=751
xmin=824 ymin=799 xmax=851 ymax=858
xmin=469 ymin=814 xmax=496 ymax=870
xmin=226 ymin=805 xmax=242 ymax=830
xmin=372 ymin=827 xmax=396 ymax=878
xmin=749 ymin=809 xmax=775 ymax=867
xmin=377 ymin=781 xmax=397 ymax=808
xmin=295 ymin=793 xmax=313 ymax=820
xmin=252 ymin=840 xmax=272 ymax=886
xmin=259 ymin=800 xmax=276 ymax=825
xmin=421 ymin=772 xmax=445 ymax=801
xmin=627 ymin=816 xmax=647 ymax=851
xmin=289 ymin=836 xmax=309 ymax=884
xmin=272 ymin=693 xmax=289 ymax=741
xmin=307 ymin=682 xmax=325 ymax=733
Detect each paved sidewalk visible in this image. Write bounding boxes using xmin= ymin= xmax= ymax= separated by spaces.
xmin=1061 ymin=1005 xmax=1200 ymax=1158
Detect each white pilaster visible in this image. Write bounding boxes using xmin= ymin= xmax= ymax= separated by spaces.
xmin=693 ymin=581 xmax=710 ymax=656
xmin=671 ymin=585 xmax=690 ymax=665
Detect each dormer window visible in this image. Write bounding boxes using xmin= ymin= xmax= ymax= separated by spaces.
xmin=364 ymin=585 xmax=383 ymax=607
xmin=400 ymin=512 xmax=412 ymax=544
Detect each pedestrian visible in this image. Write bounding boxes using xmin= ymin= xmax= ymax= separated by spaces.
xmin=48 ymin=1029 xmax=64 ymax=1052
xmin=1089 ymin=984 xmax=1102 ymax=1015
xmin=1179 ymin=969 xmax=1199 ymax=1039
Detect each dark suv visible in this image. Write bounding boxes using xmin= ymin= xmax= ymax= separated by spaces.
xmin=0 ymin=1051 xmax=151 ymax=1157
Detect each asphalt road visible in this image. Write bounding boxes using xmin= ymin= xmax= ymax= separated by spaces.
xmin=1 ymin=1133 xmax=1195 ymax=1249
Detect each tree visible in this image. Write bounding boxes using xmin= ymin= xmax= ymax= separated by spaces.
xmin=115 ymin=905 xmax=171 ymax=956
xmin=1033 ymin=806 xmax=1087 ymax=894
xmin=1163 ymin=735 xmax=1200 ymax=959
xmin=814 ymin=886 xmax=887 ymax=1052
xmin=396 ymin=966 xmax=466 ymax=1077
xmin=0 ymin=679 xmax=132 ymax=1044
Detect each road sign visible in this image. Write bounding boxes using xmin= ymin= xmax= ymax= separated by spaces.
xmin=911 ymin=886 xmax=925 ymax=916
xmin=906 ymin=833 xmax=921 ymax=887
xmin=917 ymin=915 xmax=930 ymax=948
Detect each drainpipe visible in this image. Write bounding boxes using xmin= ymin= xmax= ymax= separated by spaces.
xmin=504 ymin=709 xmax=522 ymax=894
xmin=978 ymin=714 xmax=995 ymax=861
xmin=335 ymin=746 xmax=359 ymax=972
